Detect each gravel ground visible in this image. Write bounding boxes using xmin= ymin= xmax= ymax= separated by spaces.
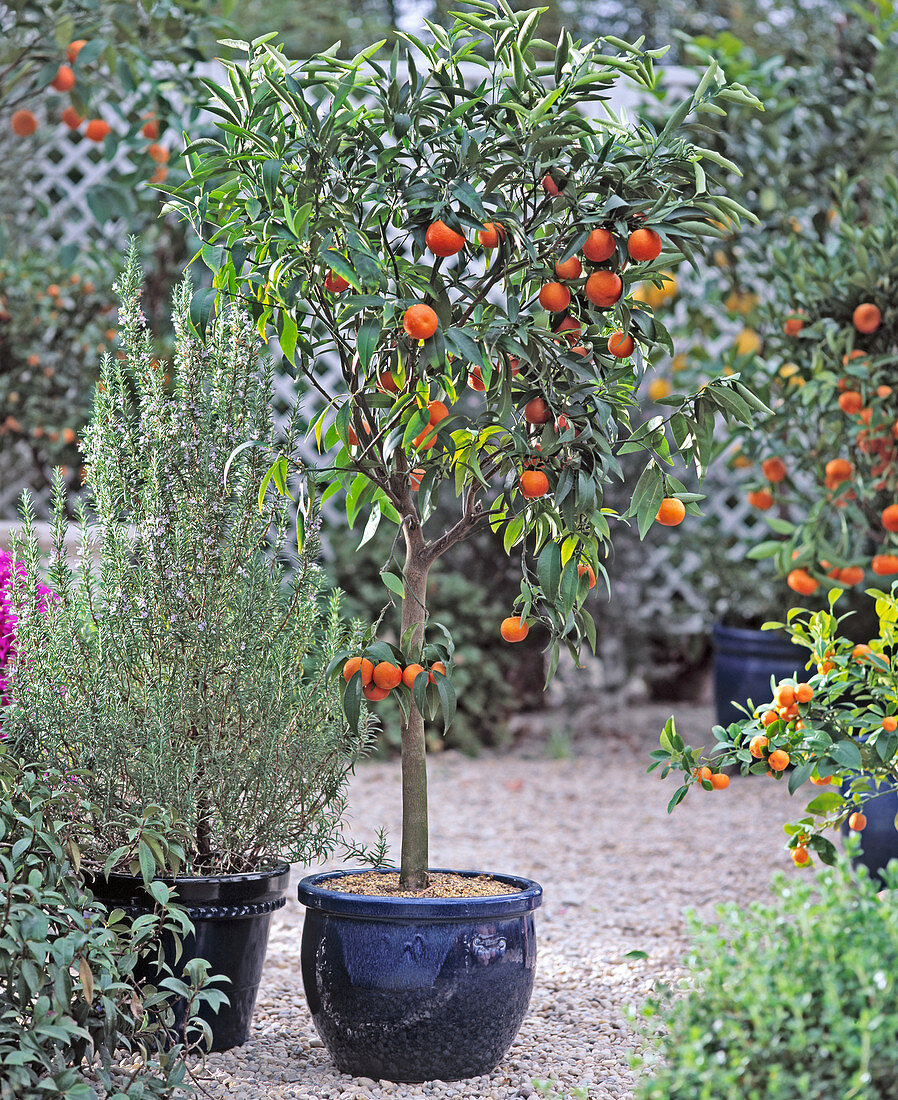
xmin=191 ymin=702 xmax=801 ymax=1099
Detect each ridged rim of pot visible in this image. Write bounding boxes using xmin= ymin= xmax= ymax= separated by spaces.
xmin=85 ymin=861 xmax=291 ymax=909
xmin=297 ymin=867 xmax=542 ymax=920
xmin=711 ymin=621 xmax=800 ymax=658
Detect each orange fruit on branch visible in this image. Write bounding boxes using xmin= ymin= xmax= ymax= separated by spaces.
xmin=373 ymin=662 xmax=403 ymax=690
xmin=61 ymin=106 xmax=82 ymax=129
xmin=11 ymin=110 xmax=38 ymax=136
xmin=749 ymin=734 xmax=769 ymax=758
xmin=141 ymin=117 xmax=159 ymax=140
xmin=554 ymin=255 xmax=582 ymax=280
xmin=824 ymin=458 xmax=853 ymax=484
xmin=428 ymin=661 xmax=447 ymax=683
xmin=881 ymin=504 xmax=898 ymax=532
xmin=402 ymin=663 xmax=426 ymax=688
xmin=787 ymin=568 xmax=818 ymax=595
xmin=848 ymin=811 xmax=867 ymax=831
xmin=51 ymin=65 xmax=76 ymax=92
xmin=710 ymin=772 xmax=729 ymax=790
xmin=747 ymin=489 xmax=773 ymax=510
xmin=792 ymin=846 xmax=810 ymax=866
xmin=147 ymin=143 xmax=169 ymax=164
xmin=852 ymin=302 xmax=881 ymax=334
xmin=761 ymin=456 xmax=787 ymax=483
xmin=520 ymin=470 xmax=550 ymax=498
xmin=467 ymin=366 xmax=486 ymax=391
xmin=478 ymin=222 xmax=504 ymax=248
xmin=402 ymin=303 xmax=438 ymax=340
xmin=84 ymin=118 xmax=111 ymax=142
xmin=343 ymin=656 xmax=374 ymax=685
xmin=500 ymin=616 xmax=529 ymax=642
xmin=607 ymin=331 xmax=634 ymax=358
xmin=363 ymin=683 xmax=390 ymax=701
xmin=538 ymin=281 xmax=571 ymax=313
xmin=425 ymin=219 xmax=465 ymax=257
xmin=427 ymin=399 xmax=449 ymax=424
xmin=655 ymin=497 xmax=686 ymax=526
xmin=324 ymin=270 xmax=350 ymax=293
xmin=627 ymin=227 xmax=662 ymax=261
xmin=838 ymin=391 xmax=863 ymax=414
xmin=585 ymin=270 xmax=623 ymax=307
xmin=872 ymin=554 xmax=898 ymax=575
xmin=582 ymin=228 xmax=616 ymax=262
xmin=837 ymin=565 xmax=864 ymax=586
xmin=768 ymin=749 xmax=790 ymax=771
xmin=409 ymin=468 xmax=425 ymax=491
xmin=524 ymin=397 xmax=552 ymax=424
xmin=67 ymin=40 xmax=88 ymax=62
xmin=577 ymin=563 xmax=597 ymax=589
xmin=783 ymin=315 xmax=804 ymax=336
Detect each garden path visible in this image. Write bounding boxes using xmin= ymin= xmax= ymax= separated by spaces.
xmin=196 ymin=702 xmax=798 ymax=1100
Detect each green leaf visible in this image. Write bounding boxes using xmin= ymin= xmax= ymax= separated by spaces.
xmin=830 ymin=740 xmax=863 ymax=770
xmin=189 ymin=287 xmax=218 ymax=336
xmin=537 ymin=542 xmax=562 ymax=599
xmin=381 ymin=571 xmax=405 ymax=598
xmin=357 ymin=317 xmax=381 ymax=371
xmin=628 ymin=463 xmax=664 ymax=539
xmin=262 ymin=158 xmax=283 ymax=208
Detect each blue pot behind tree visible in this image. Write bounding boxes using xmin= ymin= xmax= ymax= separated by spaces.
xmin=841 ymin=777 xmax=898 ymax=887
xmin=712 ymin=623 xmax=806 ymax=728
xmin=297 ymin=868 xmax=542 ymax=1083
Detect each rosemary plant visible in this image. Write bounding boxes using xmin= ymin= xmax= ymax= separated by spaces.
xmin=4 ymin=246 xmax=370 ymax=875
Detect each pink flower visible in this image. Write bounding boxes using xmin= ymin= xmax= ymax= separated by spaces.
xmin=0 ymin=552 xmax=54 ymax=709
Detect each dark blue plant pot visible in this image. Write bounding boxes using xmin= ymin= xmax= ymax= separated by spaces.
xmin=297 ymin=867 xmax=542 ymax=1083
xmin=712 ymin=623 xmax=805 ymax=728
xmin=840 ymin=777 xmax=898 ymax=887
xmin=88 ymin=863 xmax=289 ymax=1051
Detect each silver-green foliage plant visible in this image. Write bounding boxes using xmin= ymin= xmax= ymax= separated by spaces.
xmin=633 ymin=857 xmax=898 ymax=1100
xmin=5 ymin=245 xmax=368 ymax=876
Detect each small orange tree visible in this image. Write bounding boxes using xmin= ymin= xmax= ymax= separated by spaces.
xmin=172 ymin=3 xmax=762 ymax=888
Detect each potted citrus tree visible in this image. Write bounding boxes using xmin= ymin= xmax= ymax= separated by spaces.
xmin=172 ymin=2 xmax=761 ymax=1082
xmin=3 ymin=247 xmax=371 ymax=1051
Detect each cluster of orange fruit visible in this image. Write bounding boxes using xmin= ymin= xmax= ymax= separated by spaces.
xmin=784 ymin=501 xmax=898 ymax=596
xmin=342 ymin=655 xmax=446 ymax=703
xmin=10 ymin=39 xmax=169 ymax=185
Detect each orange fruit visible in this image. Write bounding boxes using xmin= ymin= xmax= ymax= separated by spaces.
xmin=825 ymin=458 xmax=853 ymax=484
xmin=149 ymin=165 xmax=167 ymax=185
xmin=51 ymin=65 xmax=76 ymax=92
xmin=554 ymin=255 xmax=582 ymax=280
xmin=748 ymin=488 xmax=774 ymax=510
xmin=67 ymin=40 xmax=88 ymax=62
xmin=373 ymin=661 xmax=403 ymax=690
xmin=363 ymin=683 xmax=390 ymax=702
xmin=792 ymin=846 xmax=810 ymax=866
xmin=425 ymin=219 xmax=465 ymax=257
xmin=795 ymin=682 xmax=813 ymax=703
xmin=787 ymin=568 xmax=818 ymax=596
xmin=141 ymin=117 xmax=159 ymax=140
xmin=577 ymin=563 xmax=597 ymax=589
xmin=500 ymin=616 xmax=530 ymax=643
xmin=428 ymin=661 xmax=447 ymax=683
xmin=413 ymin=425 xmax=437 ymax=450
xmin=694 ymin=766 xmax=713 ymax=782
xmin=524 ymin=397 xmax=552 ymax=424
xmin=710 ymin=772 xmax=729 ymax=790
xmin=882 ymin=504 xmax=898 ymax=532
xmin=838 ymin=390 xmax=863 ymax=414
xmin=852 ymin=644 xmax=873 ymax=661
xmin=427 ymin=399 xmax=449 ymax=425
xmin=852 ymin=302 xmax=881 ymax=334
xmin=377 ymin=371 xmax=399 ymax=393
xmin=410 ymin=467 xmax=425 ymax=492
xmin=607 ymin=331 xmax=634 ymax=358
xmin=520 ymin=470 xmax=550 ymax=498
xmin=811 ymin=773 xmax=833 ymax=786
xmin=478 ymin=222 xmax=504 ymax=248
xmin=627 ymin=227 xmax=662 ymax=261
xmin=762 ymin=456 xmax=787 ymax=483
xmin=877 ymin=384 xmax=893 ymax=397
xmin=402 ymin=304 xmax=438 ymax=340
xmin=749 ymin=734 xmax=769 ymax=757
xmin=837 ymin=565 xmax=864 ymax=586
xmin=468 ymin=366 xmax=486 ymax=392
xmin=346 ymin=418 xmax=371 ymax=447
xmin=61 ymin=427 xmax=76 ymax=446
xmin=783 ymin=315 xmax=804 ymax=336
xmin=585 ymin=270 xmax=623 ymax=307
xmin=761 ymin=711 xmax=778 ymax=728
xmin=84 ymin=118 xmax=111 ymax=142
xmin=343 ymin=656 xmax=374 ymax=685
xmin=542 ymin=173 xmax=563 ymax=195
xmin=655 ymin=497 xmax=686 ymax=526
xmin=883 ymin=716 xmax=898 ymax=731
xmin=768 ymin=749 xmax=790 ymax=771
xmin=11 ymin=110 xmax=38 ymax=136
xmin=324 ymin=270 xmax=350 ymax=293
xmin=402 ymin=663 xmax=426 ymax=688
xmin=582 ymin=228 xmax=616 ymax=262
xmin=539 ymin=281 xmax=571 ymax=313
xmin=61 ymin=106 xmax=82 ymax=129
xmin=872 ymin=554 xmax=898 ymax=575
xmin=775 ymin=684 xmax=797 ymax=708
xmin=147 ymin=143 xmax=169 ymax=164
xmin=848 ymin=811 xmax=867 ymax=831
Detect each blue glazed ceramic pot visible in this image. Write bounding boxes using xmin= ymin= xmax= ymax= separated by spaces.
xmin=297 ymin=867 xmax=542 ymax=1082
xmin=712 ymin=623 xmax=804 ymax=728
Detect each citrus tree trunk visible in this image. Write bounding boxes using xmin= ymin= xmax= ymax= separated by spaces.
xmin=399 ymin=517 xmax=430 ymax=890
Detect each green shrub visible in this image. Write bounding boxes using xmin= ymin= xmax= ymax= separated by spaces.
xmin=0 ymin=749 xmax=216 ymax=1099
xmin=634 ymin=857 xmax=898 ymax=1100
